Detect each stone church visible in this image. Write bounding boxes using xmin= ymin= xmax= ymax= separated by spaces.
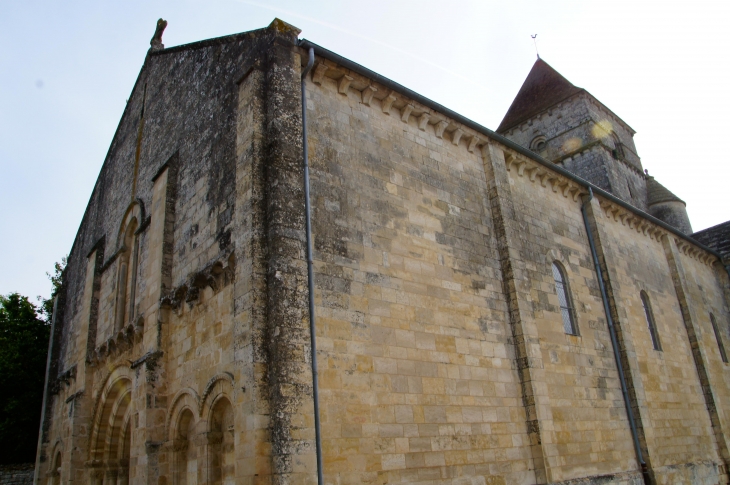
xmin=35 ymin=18 xmax=730 ymax=485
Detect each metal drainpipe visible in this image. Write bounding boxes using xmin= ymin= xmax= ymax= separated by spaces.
xmin=300 ymin=46 xmax=324 ymax=485
xmin=581 ymin=188 xmax=650 ymax=484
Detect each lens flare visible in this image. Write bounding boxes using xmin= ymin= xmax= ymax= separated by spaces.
xmin=562 ymin=137 xmax=582 ymax=153
xmin=591 ymin=120 xmax=613 ymax=139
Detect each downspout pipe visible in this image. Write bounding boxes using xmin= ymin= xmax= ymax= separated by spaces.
xmin=581 ymin=188 xmax=650 ymax=484
xmin=300 ymin=46 xmax=324 ymax=485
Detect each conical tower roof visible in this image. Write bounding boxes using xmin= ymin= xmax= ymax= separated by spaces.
xmin=497 ymin=58 xmax=584 ymax=133
xmin=646 ymin=175 xmax=685 ymax=206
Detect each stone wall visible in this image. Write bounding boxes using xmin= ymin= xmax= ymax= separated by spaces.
xmin=500 ymin=93 xmax=647 ymax=211
xmin=36 ymin=20 xmax=730 ymax=485
xmin=0 ymin=465 xmax=34 ymax=485
xmin=305 ymin=63 xmax=535 ymax=484
xmin=301 ymin=50 xmax=730 ymax=484
xmin=34 ymin=20 xmax=310 ymax=485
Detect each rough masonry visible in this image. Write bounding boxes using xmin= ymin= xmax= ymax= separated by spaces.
xmin=35 ymin=19 xmax=730 ymax=485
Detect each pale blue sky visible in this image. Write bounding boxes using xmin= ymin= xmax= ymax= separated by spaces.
xmin=2 ymin=0 xmax=728 ymax=300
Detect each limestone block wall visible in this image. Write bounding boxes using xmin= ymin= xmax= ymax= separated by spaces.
xmin=304 ymin=62 xmax=536 ymax=485
xmin=675 ymin=245 xmax=730 ymax=453
xmin=591 ymin=203 xmax=722 ymax=482
xmin=35 ymin=20 xmax=730 ymax=485
xmin=505 ymin=169 xmax=638 ymax=482
xmin=301 ymin=49 xmax=730 ymax=483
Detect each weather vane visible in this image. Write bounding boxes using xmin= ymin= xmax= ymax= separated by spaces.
xmin=531 ymin=34 xmax=540 ymax=59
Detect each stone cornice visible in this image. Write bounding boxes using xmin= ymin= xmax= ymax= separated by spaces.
xmin=598 ymin=198 xmax=719 ymax=268
xmin=299 ymin=41 xmax=724 ymax=267
xmin=501 ymin=150 xmax=588 ymax=202
xmin=308 ymin=58 xmax=489 ymax=156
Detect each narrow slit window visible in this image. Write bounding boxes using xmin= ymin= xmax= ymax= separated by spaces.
xmin=640 ymin=291 xmax=661 ymax=351
xmin=552 ymin=262 xmax=577 ymax=335
xmin=710 ymin=313 xmax=728 ymax=363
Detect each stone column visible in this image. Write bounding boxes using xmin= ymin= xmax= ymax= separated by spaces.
xmin=480 ymin=142 xmax=555 ymax=483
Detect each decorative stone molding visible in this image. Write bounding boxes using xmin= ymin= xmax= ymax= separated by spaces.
xmin=599 ymin=199 xmax=665 ymax=240
xmin=467 ymin=135 xmax=481 ymax=153
xmin=503 ymin=152 xmax=587 ymax=202
xmin=89 ymin=320 xmax=143 ymax=366
xmin=201 ymin=372 xmax=235 ymax=409
xmin=160 ymin=251 xmax=235 ymax=312
xmin=361 ymin=85 xmax=377 ymax=106
xmin=401 ymin=103 xmax=414 ymax=123
xmin=434 ymin=120 xmax=449 ymax=139
xmin=597 ymin=199 xmax=717 ymax=266
xmin=675 ymin=237 xmax=719 ymax=266
xmin=50 ymin=365 xmax=77 ymax=394
xmin=311 ymin=63 xmax=328 ymax=85
xmin=381 ymin=92 xmax=397 ymax=114
xmin=337 ymin=75 xmax=353 ymax=95
xmin=417 ymin=113 xmax=430 ymax=131
xmin=305 ymin=58 xmax=493 ymax=157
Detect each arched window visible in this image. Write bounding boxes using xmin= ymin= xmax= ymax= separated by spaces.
xmin=208 ymin=398 xmax=234 ymax=485
xmin=640 ymin=291 xmax=661 ymax=351
xmin=175 ymin=409 xmax=197 ymax=485
xmin=611 ymin=133 xmax=624 ymax=160
xmin=115 ymin=218 xmax=139 ymax=332
xmin=49 ymin=450 xmax=61 ymax=485
xmin=710 ymin=313 xmax=728 ymax=363
xmin=530 ymin=135 xmax=547 ymax=152
xmin=552 ymin=262 xmax=577 ymax=335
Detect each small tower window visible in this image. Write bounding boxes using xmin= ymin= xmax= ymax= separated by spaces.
xmin=710 ymin=313 xmax=728 ymax=363
xmin=640 ymin=291 xmax=661 ymax=351
xmin=531 ymin=135 xmax=547 ymax=152
xmin=611 ymin=133 xmax=624 ymax=160
xmin=552 ymin=262 xmax=577 ymax=335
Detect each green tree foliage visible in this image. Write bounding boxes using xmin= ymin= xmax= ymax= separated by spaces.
xmin=39 ymin=256 xmax=66 ymax=323
xmin=0 ymin=293 xmax=50 ymax=464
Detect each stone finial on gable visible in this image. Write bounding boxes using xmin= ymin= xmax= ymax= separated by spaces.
xmin=268 ymin=18 xmax=302 ymax=36
xmin=150 ymin=18 xmax=168 ymax=52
